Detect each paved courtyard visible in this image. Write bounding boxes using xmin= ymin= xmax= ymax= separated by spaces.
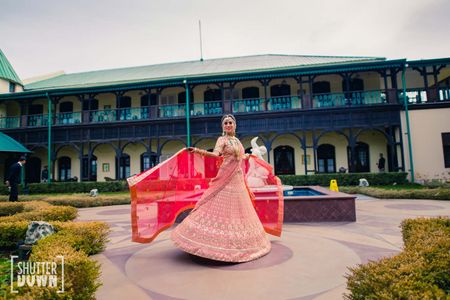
xmin=76 ymin=196 xmax=450 ymax=300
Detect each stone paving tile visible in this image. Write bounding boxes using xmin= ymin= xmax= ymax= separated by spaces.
xmin=76 ymin=199 xmax=450 ymax=300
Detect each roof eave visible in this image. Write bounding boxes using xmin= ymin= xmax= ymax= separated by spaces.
xmin=0 ymin=59 xmax=407 ymax=100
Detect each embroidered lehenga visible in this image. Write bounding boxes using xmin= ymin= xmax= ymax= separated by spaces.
xmin=171 ymin=136 xmax=271 ymax=262
xmin=127 ymin=136 xmax=283 ymax=263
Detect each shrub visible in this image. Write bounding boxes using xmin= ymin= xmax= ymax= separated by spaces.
xmin=340 ymin=187 xmax=450 ymax=200
xmin=0 ymin=202 xmax=24 ymax=216
xmin=0 ymin=201 xmax=108 ymax=300
xmin=41 ymin=195 xmax=130 ymax=208
xmin=5 ymin=242 xmax=102 ymax=300
xmin=0 ymin=220 xmax=109 ymax=253
xmin=51 ymin=221 xmax=110 ymax=255
xmin=0 ymin=220 xmax=28 ymax=248
xmin=0 ymin=206 xmax=78 ymax=223
xmin=0 ymin=181 xmax=128 ymax=195
xmin=279 ymin=172 xmax=408 ymax=187
xmin=345 ymin=217 xmax=450 ymax=299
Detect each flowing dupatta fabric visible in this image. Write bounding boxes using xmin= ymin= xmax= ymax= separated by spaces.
xmin=128 ymin=148 xmax=284 ymax=243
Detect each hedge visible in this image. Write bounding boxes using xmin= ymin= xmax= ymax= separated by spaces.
xmin=0 ymin=202 xmax=105 ymax=249
xmin=0 ymin=211 xmax=109 ymax=299
xmin=340 ymin=186 xmax=450 ymax=200
xmin=279 ymin=172 xmax=408 ymax=186
xmin=5 ymin=242 xmax=101 ymax=300
xmin=0 ymin=173 xmax=408 ymax=196
xmin=0 ymin=205 xmax=77 ymax=224
xmin=19 ymin=194 xmax=130 ymax=208
xmin=0 ymin=202 xmax=25 ymax=216
xmin=345 ymin=217 xmax=450 ymax=299
xmin=0 ymin=180 xmax=128 ymax=195
xmin=0 ymin=220 xmax=109 ymax=253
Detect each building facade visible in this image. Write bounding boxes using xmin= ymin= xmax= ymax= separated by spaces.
xmin=0 ymin=52 xmax=449 ymax=183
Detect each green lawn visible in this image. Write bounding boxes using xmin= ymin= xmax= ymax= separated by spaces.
xmin=340 ymin=186 xmax=450 ymax=200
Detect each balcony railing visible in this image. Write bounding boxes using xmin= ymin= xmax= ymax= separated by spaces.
xmin=0 ymin=90 xmax=415 ymax=129
xmin=232 ymin=98 xmax=265 ymax=113
xmin=27 ymin=114 xmax=48 ymax=127
xmin=191 ymin=100 xmax=223 ymax=116
xmin=89 ymin=107 xmax=149 ymax=123
xmin=55 ymin=112 xmax=82 ymax=125
xmin=0 ymin=116 xmax=20 ymax=128
xmin=399 ymin=87 xmax=450 ymax=104
xmin=159 ymin=104 xmax=186 ymax=118
xmin=267 ymin=96 xmax=301 ymax=111
xmin=312 ymin=90 xmax=387 ymax=108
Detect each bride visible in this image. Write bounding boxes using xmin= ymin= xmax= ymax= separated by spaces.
xmin=171 ymin=114 xmax=271 ymax=262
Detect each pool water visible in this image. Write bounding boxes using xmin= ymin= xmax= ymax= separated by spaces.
xmin=283 ymin=188 xmax=325 ymax=197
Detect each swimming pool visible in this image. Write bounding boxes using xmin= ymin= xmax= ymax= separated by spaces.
xmin=283 ymin=188 xmax=325 ymax=197
xmin=283 ymin=186 xmax=356 ymax=222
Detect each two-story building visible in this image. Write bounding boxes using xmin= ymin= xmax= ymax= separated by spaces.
xmin=0 ymin=50 xmax=449 ymax=183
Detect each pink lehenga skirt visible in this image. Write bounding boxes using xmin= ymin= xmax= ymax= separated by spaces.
xmin=171 ymin=160 xmax=271 ymax=263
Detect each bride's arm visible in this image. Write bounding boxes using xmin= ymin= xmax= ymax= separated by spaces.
xmin=189 ymin=136 xmax=224 ymax=157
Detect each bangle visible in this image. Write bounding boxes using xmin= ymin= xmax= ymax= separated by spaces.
xmin=197 ymin=149 xmax=208 ymax=156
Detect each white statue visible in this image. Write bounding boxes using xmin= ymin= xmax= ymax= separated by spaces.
xmin=246 ymin=137 xmax=270 ymax=188
xmin=359 ymin=178 xmax=369 ymax=187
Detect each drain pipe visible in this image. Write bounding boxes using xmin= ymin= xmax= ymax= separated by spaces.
xmin=401 ymin=65 xmax=415 ymax=183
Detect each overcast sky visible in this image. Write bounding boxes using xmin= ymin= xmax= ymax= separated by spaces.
xmin=1 ymin=0 xmax=449 ymax=79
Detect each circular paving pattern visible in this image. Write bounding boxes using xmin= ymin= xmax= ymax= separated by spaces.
xmin=124 ymin=231 xmax=360 ymax=299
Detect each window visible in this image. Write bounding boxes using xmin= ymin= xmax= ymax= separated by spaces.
xmin=270 ymin=83 xmax=291 ymax=97
xmin=204 ymin=89 xmax=222 ymax=102
xmin=58 ymin=157 xmax=71 ymax=181
xmin=342 ymin=78 xmax=364 ymax=92
xmin=141 ymin=152 xmax=157 ymax=172
xmin=119 ymin=154 xmax=130 ymax=179
xmin=9 ymin=82 xmax=16 ymax=93
xmin=347 ymin=142 xmax=370 ymax=172
xmin=312 ymin=81 xmax=331 ymax=94
xmin=141 ymin=94 xmax=158 ymax=106
xmin=59 ymin=102 xmax=74 ymax=124
xmin=83 ymin=99 xmax=99 ymax=111
xmin=443 ymin=133 xmax=450 ymax=168
xmin=29 ymin=104 xmax=43 ymax=115
xmin=242 ymin=87 xmax=260 ymax=99
xmin=59 ymin=102 xmax=73 ymax=112
xmin=82 ymin=155 xmax=97 ymax=181
xmin=317 ymin=144 xmax=336 ymax=173
xmin=178 ymin=91 xmax=194 ymax=104
xmin=274 ymin=145 xmax=295 ymax=175
xmin=118 ymin=96 xmax=132 ymax=120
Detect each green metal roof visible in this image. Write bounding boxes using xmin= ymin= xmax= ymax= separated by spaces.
xmin=0 ymin=132 xmax=31 ymax=153
xmin=25 ymin=54 xmax=385 ymax=91
xmin=0 ymin=49 xmax=22 ymax=85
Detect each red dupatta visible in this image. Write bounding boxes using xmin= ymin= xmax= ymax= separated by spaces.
xmin=127 ymin=148 xmax=284 ymax=243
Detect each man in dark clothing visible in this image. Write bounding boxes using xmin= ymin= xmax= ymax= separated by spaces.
xmin=41 ymin=166 xmax=49 ymax=182
xmin=5 ymin=156 xmax=26 ymax=202
xmin=377 ymin=153 xmax=386 ymax=172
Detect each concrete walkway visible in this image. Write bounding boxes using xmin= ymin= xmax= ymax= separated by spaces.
xmin=76 ymin=197 xmax=450 ymax=300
